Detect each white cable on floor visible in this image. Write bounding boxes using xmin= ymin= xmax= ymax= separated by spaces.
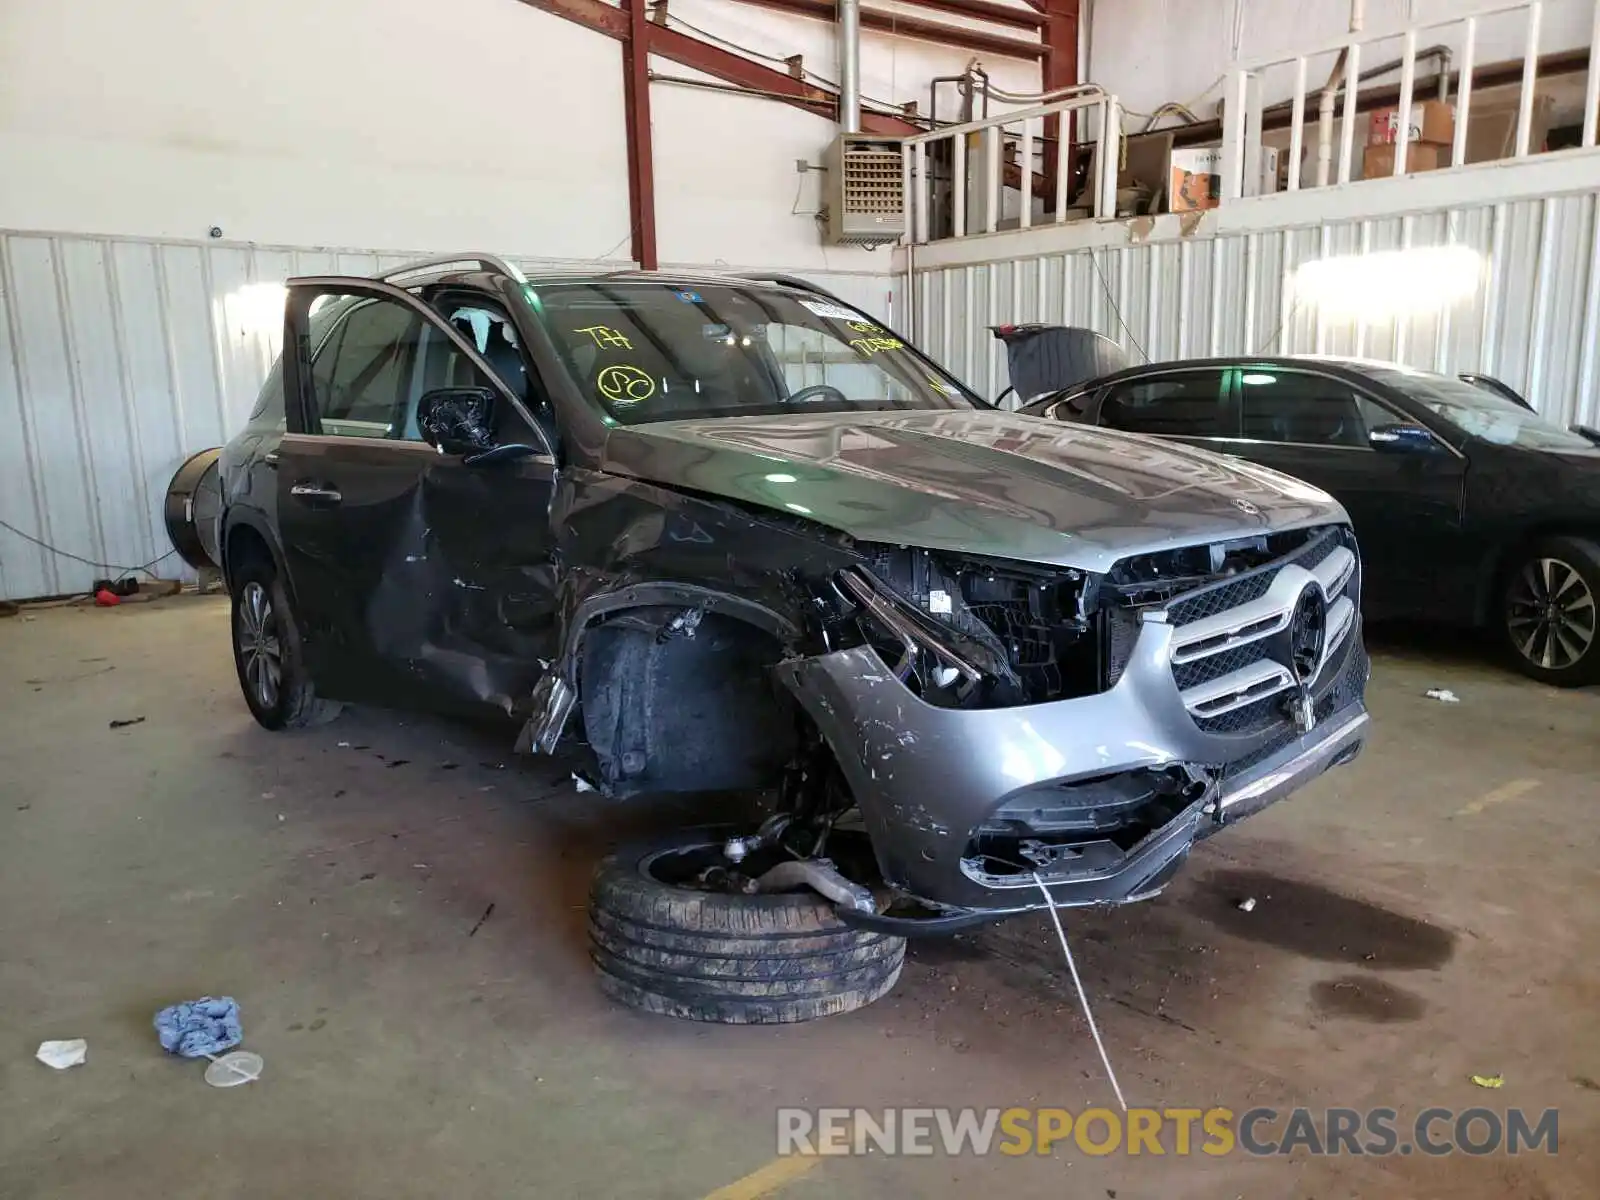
xmin=1033 ymin=872 xmax=1128 ymax=1113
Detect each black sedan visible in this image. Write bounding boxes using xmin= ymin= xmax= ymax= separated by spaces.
xmin=1020 ymin=356 xmax=1600 ymax=685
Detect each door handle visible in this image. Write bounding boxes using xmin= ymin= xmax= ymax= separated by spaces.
xmin=290 ymin=482 xmax=342 ymax=504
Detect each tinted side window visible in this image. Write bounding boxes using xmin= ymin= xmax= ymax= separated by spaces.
xmin=310 ymin=298 xmax=420 ymax=438
xmin=1239 ymin=372 xmax=1374 ymax=448
xmin=245 ymin=361 xmax=286 ymax=432
xmin=1100 ymin=373 xmax=1228 ymax=437
xmin=1035 ymin=389 xmax=1094 ymax=421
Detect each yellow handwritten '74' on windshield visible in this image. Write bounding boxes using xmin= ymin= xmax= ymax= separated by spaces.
xmin=575 ymin=325 xmax=634 ymax=350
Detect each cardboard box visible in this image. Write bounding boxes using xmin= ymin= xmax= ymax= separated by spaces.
xmin=1362 ymin=141 xmax=1446 ymax=178
xmin=1368 ymin=100 xmax=1455 ymax=146
xmin=1169 ymin=147 xmax=1222 ymax=212
xmin=1465 ymin=93 xmax=1555 ymax=163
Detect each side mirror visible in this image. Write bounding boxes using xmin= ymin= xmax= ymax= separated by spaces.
xmin=1368 ymin=423 xmax=1438 ymax=453
xmin=417 ymin=387 xmax=496 ymax=455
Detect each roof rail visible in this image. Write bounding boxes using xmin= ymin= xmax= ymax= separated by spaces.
xmin=730 ymin=271 xmax=847 ymax=304
xmin=380 ymin=254 xmax=528 ymax=286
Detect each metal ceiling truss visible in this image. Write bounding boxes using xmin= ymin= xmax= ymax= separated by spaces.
xmin=513 ymin=0 xmax=1080 ymax=266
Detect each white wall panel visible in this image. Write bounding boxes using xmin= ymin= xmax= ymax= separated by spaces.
xmin=0 ymin=230 xmax=895 ymax=601
xmin=911 ymin=192 xmax=1600 ymax=429
xmin=0 ymin=0 xmax=633 ymax=259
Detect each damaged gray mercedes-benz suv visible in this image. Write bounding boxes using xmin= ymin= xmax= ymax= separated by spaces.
xmin=218 ymin=255 xmax=1368 ymax=1022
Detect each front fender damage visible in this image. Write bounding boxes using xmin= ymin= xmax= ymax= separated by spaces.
xmin=514 ymin=468 xmax=859 ymax=785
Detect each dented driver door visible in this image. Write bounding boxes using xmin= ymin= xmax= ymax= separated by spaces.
xmin=278 ymin=277 xmax=561 ymax=715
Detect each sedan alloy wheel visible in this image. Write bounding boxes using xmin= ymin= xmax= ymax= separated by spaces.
xmin=1506 ymin=556 xmax=1597 ymax=672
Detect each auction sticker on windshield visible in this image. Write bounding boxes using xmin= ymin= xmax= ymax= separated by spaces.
xmin=799 ymin=299 xmax=868 ymax=322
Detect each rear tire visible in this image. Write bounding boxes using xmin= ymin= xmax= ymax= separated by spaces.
xmin=230 ymin=560 xmax=342 ymax=730
xmin=589 ymin=830 xmax=905 ymax=1024
xmin=1501 ymin=536 xmax=1600 ymax=687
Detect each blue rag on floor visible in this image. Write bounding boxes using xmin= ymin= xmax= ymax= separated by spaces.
xmin=154 ymin=996 xmax=242 ymax=1058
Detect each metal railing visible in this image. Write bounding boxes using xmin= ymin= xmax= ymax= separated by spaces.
xmin=1220 ymin=0 xmax=1600 ymax=199
xmin=900 ymin=91 xmax=1123 ymax=245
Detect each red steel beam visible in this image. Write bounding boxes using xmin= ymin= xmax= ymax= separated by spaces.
xmin=515 ymin=0 xmax=922 ymax=134
xmin=649 ymin=18 xmax=923 ymax=134
xmin=621 ymin=0 xmax=658 ymax=268
xmin=894 ymin=0 xmax=1044 ymax=31
xmin=732 ymin=0 xmax=1047 ymax=61
xmin=514 ymin=0 xmax=628 ymax=38
xmin=1039 ymin=0 xmax=1077 ymax=200
xmin=1040 ymin=0 xmax=1077 ymax=92
xmin=518 ymin=0 xmax=1062 ymax=223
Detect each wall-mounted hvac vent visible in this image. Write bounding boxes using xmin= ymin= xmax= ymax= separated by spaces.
xmin=824 ymin=134 xmax=905 ymax=248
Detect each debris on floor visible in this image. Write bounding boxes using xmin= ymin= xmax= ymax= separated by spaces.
xmin=108 ymin=716 xmax=146 ymax=729
xmin=468 ymin=902 xmax=496 ymax=937
xmin=1470 ymin=1073 xmax=1505 ymax=1088
xmin=204 ymin=1050 xmax=265 ymax=1089
xmin=36 ymin=1039 xmax=87 ymax=1069
xmin=84 ymin=580 xmax=183 ymax=608
xmin=154 ymin=996 xmax=243 ymax=1058
xmin=1237 ymin=897 xmax=1258 ymax=913
xmin=1425 ymin=688 xmax=1461 ymax=703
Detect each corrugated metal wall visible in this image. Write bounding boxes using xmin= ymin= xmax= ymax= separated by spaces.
xmin=911 ymin=191 xmax=1600 ymax=423
xmin=0 ymin=230 xmax=893 ymax=601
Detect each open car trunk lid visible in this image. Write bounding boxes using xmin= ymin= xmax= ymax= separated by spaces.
xmin=993 ymin=325 xmax=1128 ymax=406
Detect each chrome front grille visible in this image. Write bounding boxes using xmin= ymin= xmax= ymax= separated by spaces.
xmin=1161 ymin=527 xmax=1359 ymax=730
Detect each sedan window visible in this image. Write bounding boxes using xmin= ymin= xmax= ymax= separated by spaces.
xmin=1238 ymin=371 xmax=1374 ymax=448
xmin=1098 ymin=372 xmax=1229 ymax=437
xmin=1367 ymin=366 xmax=1595 ymax=451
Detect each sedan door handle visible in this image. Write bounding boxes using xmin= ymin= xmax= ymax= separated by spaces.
xmin=290 ymin=482 xmax=342 ymax=504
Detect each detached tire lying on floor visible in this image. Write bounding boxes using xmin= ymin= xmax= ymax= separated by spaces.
xmin=589 ymin=831 xmax=906 ymax=1024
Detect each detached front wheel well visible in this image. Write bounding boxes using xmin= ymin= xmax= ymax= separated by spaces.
xmin=577 ymin=605 xmax=801 ymax=795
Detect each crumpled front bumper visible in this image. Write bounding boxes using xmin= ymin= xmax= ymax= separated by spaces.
xmin=775 ymin=614 xmax=1368 ymax=914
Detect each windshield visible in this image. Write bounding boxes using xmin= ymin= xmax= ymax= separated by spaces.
xmin=523 ymin=280 xmax=976 ymax=424
xmin=1365 ymin=366 xmax=1595 ymax=452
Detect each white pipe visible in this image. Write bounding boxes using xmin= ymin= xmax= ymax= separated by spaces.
xmin=1315 ymin=56 xmax=1344 ymax=188
xmin=967 ymin=75 xmax=1106 ymax=106
xmin=839 ymin=0 xmax=861 ymax=133
xmin=1312 ymin=0 xmax=1369 ymax=187
xmin=1079 ymin=0 xmax=1093 ymax=93
xmin=1314 ymin=0 xmax=1366 ymax=190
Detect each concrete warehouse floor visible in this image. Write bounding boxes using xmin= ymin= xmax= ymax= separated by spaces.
xmin=1 ymin=596 xmax=1597 ymax=1199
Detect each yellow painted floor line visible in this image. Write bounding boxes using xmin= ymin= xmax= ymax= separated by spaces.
xmin=1454 ymin=778 xmax=1540 ymax=817
xmin=701 ymin=1154 xmax=821 ymax=1200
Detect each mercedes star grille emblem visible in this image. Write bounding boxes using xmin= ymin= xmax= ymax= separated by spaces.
xmin=1288 ymin=586 xmax=1328 ymax=684
xmin=1281 ymin=585 xmax=1328 ymax=734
